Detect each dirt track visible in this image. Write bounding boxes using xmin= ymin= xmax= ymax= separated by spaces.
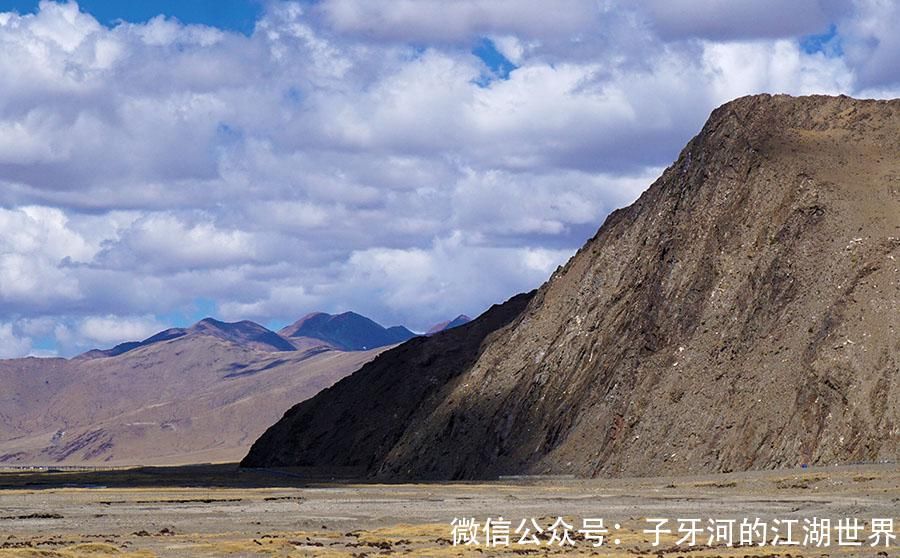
xmin=0 ymin=464 xmax=896 ymax=557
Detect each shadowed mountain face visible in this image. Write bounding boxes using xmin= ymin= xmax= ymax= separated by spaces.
xmin=241 ymin=292 xmax=534 ymax=471
xmin=426 ymin=315 xmax=472 ymax=335
xmin=243 ymin=94 xmax=900 ymax=479
xmin=279 ymin=312 xmax=416 ymax=351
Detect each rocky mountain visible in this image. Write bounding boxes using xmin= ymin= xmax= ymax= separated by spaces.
xmin=426 ymin=315 xmax=472 ymax=335
xmin=0 ymin=318 xmax=385 ymax=465
xmin=243 ymin=94 xmax=900 ymax=479
xmin=279 ymin=311 xmax=417 ymax=351
xmin=242 ymin=292 xmax=534 ymax=472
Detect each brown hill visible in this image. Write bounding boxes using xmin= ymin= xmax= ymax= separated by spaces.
xmin=0 ymin=322 xmax=382 ymax=466
xmin=80 ymin=318 xmax=303 ymax=359
xmin=243 ymin=94 xmax=900 ymax=479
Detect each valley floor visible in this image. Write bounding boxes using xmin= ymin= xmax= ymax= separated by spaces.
xmin=0 ymin=464 xmax=896 ymax=557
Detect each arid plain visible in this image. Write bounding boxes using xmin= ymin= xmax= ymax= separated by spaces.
xmin=0 ymin=464 xmax=896 ymax=557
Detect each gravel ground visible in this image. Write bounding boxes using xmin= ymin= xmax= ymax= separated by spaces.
xmin=0 ymin=463 xmax=896 ymax=557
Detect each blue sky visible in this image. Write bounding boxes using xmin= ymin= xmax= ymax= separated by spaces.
xmin=800 ymin=24 xmax=842 ymax=57
xmin=1 ymin=0 xmax=522 ymax=74
xmin=1 ymin=0 xmax=263 ymax=34
xmin=0 ymin=1 xmax=898 ymax=356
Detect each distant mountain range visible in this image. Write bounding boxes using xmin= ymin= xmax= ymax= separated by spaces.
xmin=83 ymin=310 xmax=469 ymax=359
xmin=0 ymin=310 xmax=469 ymax=465
xmin=0 ymin=320 xmax=374 ymax=466
xmin=426 ymin=314 xmax=471 ymax=335
xmin=82 ymin=318 xmax=297 ymax=358
xmin=279 ymin=312 xmax=416 ymax=351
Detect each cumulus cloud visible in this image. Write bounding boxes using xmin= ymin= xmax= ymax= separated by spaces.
xmin=702 ymin=40 xmax=855 ymax=102
xmin=0 ymin=323 xmax=33 ymax=358
xmin=75 ymin=314 xmax=165 ymax=346
xmin=316 ymin=0 xmax=597 ymax=43
xmin=227 ymin=231 xmax=575 ymax=331
xmin=331 ymin=233 xmax=572 ymax=329
xmin=838 ymin=0 xmax=900 ymax=89
xmin=0 ymin=0 xmax=895 ymax=356
xmin=636 ymin=0 xmax=841 ymax=41
xmin=94 ymin=214 xmax=263 ymax=272
xmin=0 ymin=206 xmax=91 ymax=312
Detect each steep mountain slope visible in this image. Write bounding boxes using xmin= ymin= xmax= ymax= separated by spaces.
xmin=243 ymin=94 xmax=900 ymax=479
xmin=0 ymin=321 xmax=383 ymax=465
xmin=242 ymin=292 xmax=534 ymax=470
xmin=426 ymin=315 xmax=472 ymax=335
xmin=279 ymin=312 xmax=416 ymax=350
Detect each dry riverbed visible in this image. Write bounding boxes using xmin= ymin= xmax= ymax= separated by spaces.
xmin=0 ymin=464 xmax=896 ymax=557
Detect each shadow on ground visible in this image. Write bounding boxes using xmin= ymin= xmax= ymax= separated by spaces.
xmin=0 ymin=463 xmax=366 ymax=490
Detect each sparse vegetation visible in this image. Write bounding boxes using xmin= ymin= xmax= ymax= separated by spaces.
xmin=0 ymin=464 xmax=894 ymax=557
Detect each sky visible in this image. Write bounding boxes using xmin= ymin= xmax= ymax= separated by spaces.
xmin=0 ymin=0 xmax=898 ymax=357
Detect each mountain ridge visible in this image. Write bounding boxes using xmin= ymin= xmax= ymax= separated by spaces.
xmin=279 ymin=311 xmax=417 ymax=350
xmin=242 ymin=292 xmax=534 ymax=470
xmin=426 ymin=314 xmax=472 ymax=335
xmin=242 ymin=93 xmax=900 ymax=479
xmin=0 ymin=324 xmax=384 ymax=465
xmin=78 ymin=309 xmax=435 ymax=359
xmin=79 ymin=317 xmax=299 ymax=358
xmin=0 ymin=307 xmax=462 ymax=465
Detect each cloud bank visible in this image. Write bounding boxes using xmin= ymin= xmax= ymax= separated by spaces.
xmin=0 ymin=0 xmax=898 ymax=355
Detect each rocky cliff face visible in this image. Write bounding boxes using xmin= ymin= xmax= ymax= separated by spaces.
xmin=244 ymin=94 xmax=900 ymax=479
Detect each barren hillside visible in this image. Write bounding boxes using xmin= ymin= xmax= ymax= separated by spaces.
xmin=244 ymin=94 xmax=900 ymax=479
xmin=0 ymin=322 xmax=383 ymax=465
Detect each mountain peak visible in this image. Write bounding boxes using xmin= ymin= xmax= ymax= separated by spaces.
xmin=426 ymin=314 xmax=473 ymax=335
xmin=280 ymin=311 xmax=416 ymax=350
xmin=85 ymin=317 xmax=297 ymax=359
xmin=191 ymin=317 xmax=260 ymax=332
xmin=186 ymin=318 xmax=296 ymax=352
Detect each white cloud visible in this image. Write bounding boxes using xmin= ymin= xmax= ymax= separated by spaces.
xmin=0 ymin=0 xmax=895 ymax=356
xmin=0 ymin=252 xmax=79 ymax=308
xmin=96 ymin=213 xmax=262 ymax=272
xmin=219 ymin=284 xmax=318 ymax=323
xmin=76 ymin=314 xmax=164 ymax=346
xmin=24 ymin=0 xmax=101 ymax=51
xmin=0 ymin=206 xmax=94 ymax=312
xmin=0 ymin=206 xmax=96 ymax=262
xmin=0 ymin=323 xmax=32 ymax=358
xmin=702 ymin=40 xmax=854 ymax=104
xmin=636 ymin=0 xmax=837 ymax=41
xmin=450 ymin=168 xmax=656 ymax=237
xmin=328 ymin=232 xmax=573 ymax=330
xmin=838 ymin=0 xmax=900 ymax=89
xmin=317 ymin=0 xmax=596 ymax=43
